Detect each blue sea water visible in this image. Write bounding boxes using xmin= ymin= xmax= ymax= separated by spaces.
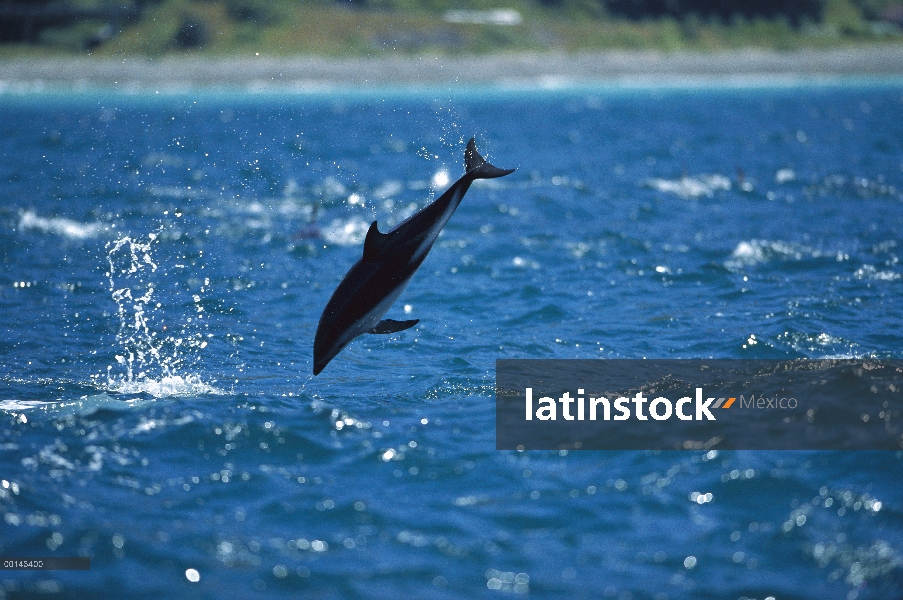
xmin=1 ymin=80 xmax=902 ymax=599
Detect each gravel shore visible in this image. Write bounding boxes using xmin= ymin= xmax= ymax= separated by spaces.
xmin=2 ymin=46 xmax=903 ymax=92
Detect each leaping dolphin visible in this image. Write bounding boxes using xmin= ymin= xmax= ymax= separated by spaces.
xmin=313 ymin=138 xmax=515 ymax=375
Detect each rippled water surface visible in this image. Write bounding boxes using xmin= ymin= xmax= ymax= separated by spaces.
xmin=1 ymin=82 xmax=902 ymax=599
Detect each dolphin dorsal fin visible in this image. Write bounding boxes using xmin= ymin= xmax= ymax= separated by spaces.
xmin=464 ymin=137 xmax=486 ymax=172
xmin=363 ymin=220 xmax=387 ymax=262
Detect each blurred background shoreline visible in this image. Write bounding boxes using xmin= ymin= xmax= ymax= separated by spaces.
xmin=3 ymin=0 xmax=903 ymax=54
xmin=2 ymin=1 xmax=902 ymax=88
xmin=2 ymin=3 xmax=903 ymax=58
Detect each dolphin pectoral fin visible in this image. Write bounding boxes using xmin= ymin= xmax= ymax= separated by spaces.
xmin=465 ymin=137 xmax=516 ymax=179
xmin=363 ymin=220 xmax=388 ymax=262
xmin=368 ymin=319 xmax=419 ymax=334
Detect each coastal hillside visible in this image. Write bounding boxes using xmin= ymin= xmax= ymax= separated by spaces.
xmin=1 ymin=0 xmax=902 ymax=56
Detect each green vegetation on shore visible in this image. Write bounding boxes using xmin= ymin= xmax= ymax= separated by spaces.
xmin=1 ymin=0 xmax=902 ymax=58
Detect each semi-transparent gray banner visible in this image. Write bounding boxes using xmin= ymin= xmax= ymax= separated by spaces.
xmin=496 ymin=359 xmax=903 ymax=450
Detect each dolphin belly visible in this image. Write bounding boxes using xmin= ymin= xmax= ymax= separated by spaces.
xmin=314 ymin=272 xmax=413 ymax=375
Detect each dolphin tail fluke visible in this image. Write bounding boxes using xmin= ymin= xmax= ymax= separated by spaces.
xmin=368 ymin=319 xmax=419 ymax=334
xmin=465 ymin=137 xmax=516 ymax=180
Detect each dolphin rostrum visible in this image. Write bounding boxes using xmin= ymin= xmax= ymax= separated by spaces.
xmin=313 ymin=138 xmax=515 ymax=375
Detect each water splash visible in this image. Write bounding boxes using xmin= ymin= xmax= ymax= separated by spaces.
xmin=103 ymin=231 xmax=220 ymax=397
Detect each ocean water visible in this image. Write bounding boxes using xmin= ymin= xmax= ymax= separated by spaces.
xmin=1 ymin=80 xmax=902 ymax=599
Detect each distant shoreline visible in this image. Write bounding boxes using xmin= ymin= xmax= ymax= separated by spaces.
xmin=2 ymin=46 xmax=903 ymax=92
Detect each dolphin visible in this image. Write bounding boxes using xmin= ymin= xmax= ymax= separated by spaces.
xmin=313 ymin=138 xmax=515 ymax=375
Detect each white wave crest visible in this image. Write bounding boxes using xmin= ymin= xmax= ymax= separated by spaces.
xmin=726 ymin=239 xmax=826 ymax=270
xmin=19 ymin=210 xmax=106 ymax=239
xmin=0 ymin=400 xmax=46 ymax=412
xmin=106 ymin=374 xmax=223 ymax=397
xmin=642 ymin=174 xmax=731 ymax=198
xmin=854 ymin=264 xmax=901 ymax=281
xmin=0 ymin=394 xmax=155 ymax=417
